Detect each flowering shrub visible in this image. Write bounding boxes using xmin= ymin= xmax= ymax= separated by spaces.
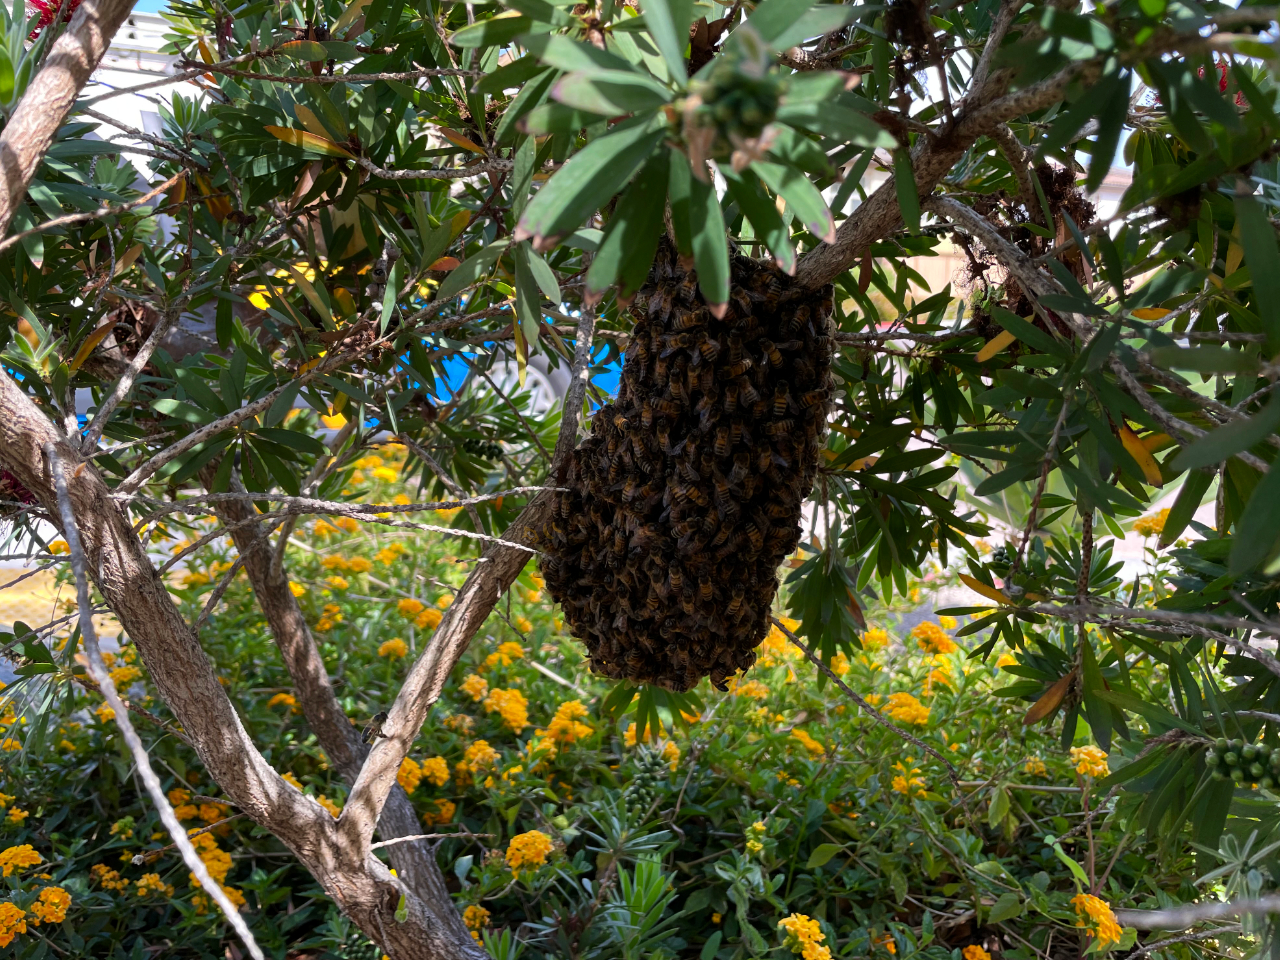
xmin=0 ymin=463 xmax=1200 ymax=959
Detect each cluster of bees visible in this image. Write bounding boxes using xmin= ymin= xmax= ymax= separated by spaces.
xmin=540 ymin=248 xmax=834 ymax=691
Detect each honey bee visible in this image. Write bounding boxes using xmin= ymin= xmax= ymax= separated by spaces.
xmin=728 ymin=335 xmax=743 ymax=364
xmin=660 ymin=332 xmax=692 ymax=357
xmin=799 ymin=388 xmax=827 ymax=409
xmin=649 ymin=285 xmax=677 ymax=322
xmin=677 ymin=458 xmax=699 ymax=483
xmin=727 ymin=585 xmax=745 ymax=617
xmin=669 ymin=377 xmax=687 ymax=405
xmin=673 ymin=310 xmax=700 ymax=331
xmin=738 ymin=378 xmax=760 ymax=404
xmin=760 ymin=339 xmax=783 ymax=369
xmin=653 ymin=398 xmax=680 ymax=417
xmin=729 ymin=287 xmax=754 ymax=318
xmin=764 ymin=500 xmax=792 ymax=519
xmin=701 ymin=336 xmax=722 ymax=363
xmin=669 ymin=566 xmax=683 ymax=592
xmin=699 ymin=365 xmax=715 ymax=394
xmin=687 ymin=485 xmax=710 ymax=507
xmin=721 ymin=358 xmax=753 ymax=379
xmin=699 ymin=580 xmax=713 ymax=603
xmin=644 ymin=593 xmax=660 ymax=616
xmin=713 ymin=426 xmax=730 ymax=458
xmin=729 ymin=451 xmax=750 ymax=485
xmin=722 ymin=382 xmax=739 ymax=415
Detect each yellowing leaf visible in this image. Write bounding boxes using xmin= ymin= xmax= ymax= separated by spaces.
xmin=294 ymin=104 xmax=336 ymax=141
xmin=440 ymin=128 xmax=487 ymax=155
xmin=1141 ymin=432 xmax=1172 ymax=453
xmin=69 ymin=321 xmax=118 ymax=373
xmin=264 ymin=125 xmax=354 ymax=159
xmin=1119 ymin=425 xmax=1164 ymax=486
xmin=282 ymin=263 xmax=331 ymax=321
xmin=1023 ymin=672 xmax=1074 ymax=726
xmin=450 ymin=210 xmax=471 ymax=240
xmin=114 ymin=244 xmax=143 ymax=276
xmin=193 ymin=173 xmax=231 ymax=222
xmin=16 ymin=318 xmax=39 ymax=349
xmin=333 ymin=0 xmax=372 ymax=32
xmin=959 ymin=573 xmax=1008 ymax=606
xmin=428 ymin=256 xmax=461 ymax=271
xmin=333 ymin=287 xmax=357 ymax=319
xmin=1225 ymin=222 xmax=1244 ymax=277
xmin=196 ymin=36 xmax=214 ymax=64
xmin=1025 ymin=592 xmax=1046 ymax=602
xmin=1131 ymin=307 xmax=1170 ymax=321
xmin=976 ymin=329 xmax=1017 ymax=362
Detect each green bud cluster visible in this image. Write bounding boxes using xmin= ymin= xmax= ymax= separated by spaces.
xmin=1205 ymin=738 xmax=1280 ymax=788
xmin=461 ymin=436 xmax=503 ymax=460
xmin=624 ymin=747 xmax=670 ymax=816
xmin=692 ymin=57 xmax=781 ymax=142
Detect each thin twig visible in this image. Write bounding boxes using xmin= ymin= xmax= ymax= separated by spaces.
xmin=132 ymin=813 xmax=246 ymax=865
xmin=369 ymin=830 xmax=493 ymax=851
xmin=81 ymin=306 xmax=181 ymax=450
xmin=1118 ymin=896 xmax=1280 ymax=930
xmin=1128 ymin=925 xmax=1242 ymax=958
xmin=46 ymin=443 xmax=263 ymax=959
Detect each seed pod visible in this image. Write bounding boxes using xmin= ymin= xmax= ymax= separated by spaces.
xmin=1225 ymin=751 xmax=1240 ymax=767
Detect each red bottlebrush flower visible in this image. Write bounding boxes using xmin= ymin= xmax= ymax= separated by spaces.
xmin=0 ymin=468 xmax=36 ymax=513
xmin=1198 ymin=58 xmax=1248 ymax=107
xmin=28 ymin=0 xmax=82 ymax=39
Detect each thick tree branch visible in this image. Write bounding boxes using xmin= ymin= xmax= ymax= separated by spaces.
xmin=0 ymin=0 xmax=138 ymax=237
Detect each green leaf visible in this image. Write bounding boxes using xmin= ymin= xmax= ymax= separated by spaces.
xmin=990 ymin=304 xmax=1071 ymax=358
xmin=1158 ymin=468 xmax=1214 ymax=548
xmin=689 ymin=166 xmax=730 ymax=311
xmin=436 ymin=240 xmax=511 ymax=301
xmin=1094 ymin=688 xmax=1201 ymax=735
xmin=380 ymin=259 xmax=402 ymax=333
xmin=641 ymin=0 xmax=693 ymax=83
xmin=771 ymin=5 xmax=859 ymax=49
xmin=775 ymin=102 xmax=895 ymax=148
xmin=745 ymin=0 xmax=819 ymax=45
xmin=1171 ymin=393 xmax=1280 ymax=471
xmin=451 ymin=12 xmax=536 ymax=48
xmin=520 ymin=102 xmax=608 ymax=135
xmin=551 ymin=70 xmax=671 ymax=115
xmin=278 ymin=39 xmax=329 ymax=60
xmin=152 ymin=398 xmax=217 ymax=424
xmin=585 ymin=150 xmax=670 ymax=300
xmin=1230 ymin=458 xmax=1280 ymax=573
xmin=1234 ymin=191 xmax=1280 ymax=355
xmin=527 ymin=247 xmax=561 ymax=303
xmin=515 ymin=116 xmax=665 ymax=246
xmin=1148 ymin=346 xmax=1260 ymax=374
xmin=806 ymin=843 xmax=845 ymax=869
xmin=894 ymin=150 xmax=920 ymax=234
xmin=752 ymin=160 xmax=835 ymax=244
xmin=988 ymin=892 xmax=1023 ymax=923
xmin=523 ymin=34 xmax=640 ymax=74
xmin=472 ymin=54 xmax=546 ymax=95
xmin=721 ymin=166 xmax=797 ymax=275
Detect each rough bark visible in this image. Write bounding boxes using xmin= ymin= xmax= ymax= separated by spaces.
xmin=0 ymin=0 xmax=139 ymax=236
xmin=0 ymin=376 xmax=477 ymax=959
xmin=211 ymin=481 xmax=483 ymax=954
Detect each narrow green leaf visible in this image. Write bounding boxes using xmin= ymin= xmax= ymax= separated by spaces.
xmin=1234 ymin=190 xmax=1280 ymax=355
xmin=893 ymin=150 xmax=920 ymax=234
xmin=1158 ymin=469 xmax=1214 ymax=548
xmin=805 ymin=843 xmax=845 ymax=869
xmin=585 ymin=150 xmax=670 ymax=300
xmin=551 ymin=70 xmax=671 ymax=115
xmin=1230 ymin=460 xmax=1280 ymax=573
xmin=721 ymin=166 xmax=797 ymax=275
xmin=1171 ymin=393 xmax=1280 ymax=471
xmin=690 ymin=169 xmax=730 ymax=312
xmin=752 ymin=160 xmax=835 ymax=243
xmin=436 ymin=240 xmax=511 ymax=301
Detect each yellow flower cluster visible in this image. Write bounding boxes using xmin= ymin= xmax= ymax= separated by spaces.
xmin=540 ymin=700 xmax=593 ymax=745
xmin=323 ymin=555 xmax=371 ymax=574
xmin=0 ymin=845 xmax=40 ymax=877
xmin=187 ymin=832 xmax=245 ymax=908
xmin=505 ymin=830 xmax=553 ymax=877
xmin=830 ymin=653 xmax=851 ymax=677
xmin=444 ymin=714 xmax=475 ymax=735
xmin=109 ymin=665 xmax=141 ymax=687
xmin=923 ymin=656 xmax=953 ymax=696
xmin=963 ymin=946 xmax=991 ymax=960
xmin=912 ymin=621 xmax=958 ymax=656
xmin=456 ymin=740 xmax=500 ymax=785
xmin=422 ymin=798 xmax=456 ymax=826
xmin=483 ymin=688 xmax=529 ymax=732
xmin=482 ymin=642 xmax=526 ymax=671
xmin=892 ymin=760 xmax=926 ymax=797
xmin=662 ymin=740 xmax=680 ymax=771
xmin=91 ymin=864 xmax=129 ymax=891
xmin=884 ymin=692 xmax=930 ymax=725
xmin=95 ymin=702 xmax=115 ymax=723
xmin=513 ymin=616 xmax=533 ymax=633
xmin=778 ymin=912 xmax=832 ymax=960
xmin=0 ymin=902 xmax=26 ymax=947
xmin=728 ymin=677 xmax=770 ymax=699
xmin=289 ymin=581 xmax=307 ymax=598
xmin=110 ymin=818 xmax=134 ymax=841
xmin=1072 ymin=893 xmax=1123 ymax=947
xmin=375 ymin=543 xmax=408 ymax=565
xmin=790 ymin=728 xmax=825 ymax=757
xmin=326 ymin=576 xmax=349 ymax=590
xmin=397 ymin=598 xmax=425 ymax=618
xmin=315 ymin=603 xmax=343 ymax=632
xmin=745 ymin=820 xmax=767 ymax=857
xmin=316 ymin=796 xmax=342 ymax=818
xmin=1024 ymin=757 xmax=1047 ymax=777
xmin=463 ymin=904 xmax=490 ymax=941
xmin=460 ymin=674 xmax=489 ymax=701
xmin=5 ymin=808 xmax=27 ymax=825
xmin=268 ymin=693 xmax=297 ymax=710
xmin=1071 ymin=745 xmax=1109 ymax=778
xmin=863 ymin=628 xmax=891 ymax=650
xmin=379 ymin=638 xmax=409 ymax=659
xmin=1133 ymin=508 xmax=1169 ymax=538
xmin=49 ymin=540 xmax=69 ymax=555
xmin=136 ymin=873 xmax=174 ymax=897
xmin=398 ymin=757 xmax=424 ymax=795
xmin=0 ymin=738 xmax=21 ymax=752
xmin=417 ymin=607 xmax=443 ymax=630
xmin=996 ymin=652 xmax=1017 ymax=668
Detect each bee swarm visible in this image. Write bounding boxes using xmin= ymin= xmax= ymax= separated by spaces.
xmin=539 ymin=248 xmax=834 ymax=691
